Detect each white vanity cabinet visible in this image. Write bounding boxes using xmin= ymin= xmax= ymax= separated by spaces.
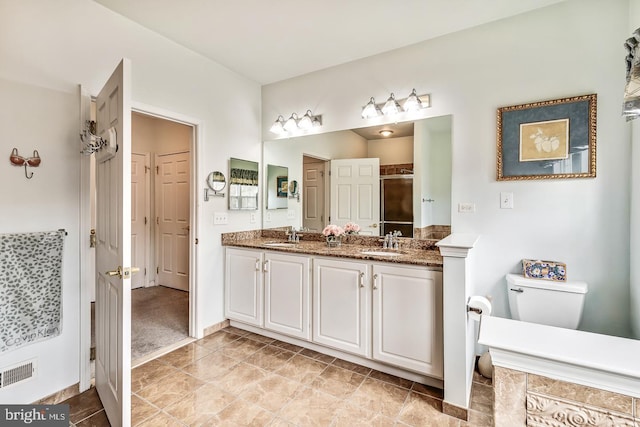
xmin=312 ymin=257 xmax=371 ymax=357
xmin=263 ymin=252 xmax=311 ymax=340
xmin=225 ymin=245 xmax=443 ymax=383
xmin=225 ymin=248 xmax=263 ymax=327
xmin=225 ymin=247 xmax=311 ymax=340
xmin=371 ymin=264 xmax=443 ymax=378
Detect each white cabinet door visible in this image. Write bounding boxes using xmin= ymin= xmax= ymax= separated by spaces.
xmin=225 ymin=248 xmax=263 ymax=327
xmin=313 ymin=258 xmax=370 ymax=357
xmin=264 ymin=252 xmax=311 ymax=340
xmin=372 ymin=264 xmax=443 ymax=377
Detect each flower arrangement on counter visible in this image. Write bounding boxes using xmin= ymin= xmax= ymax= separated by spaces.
xmin=322 ymin=224 xmax=345 ymax=237
xmin=344 ymin=222 xmax=360 ymax=234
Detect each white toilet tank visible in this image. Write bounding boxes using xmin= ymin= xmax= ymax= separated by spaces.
xmin=506 ymin=273 xmax=588 ymax=329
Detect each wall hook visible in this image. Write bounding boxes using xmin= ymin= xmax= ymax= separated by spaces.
xmin=24 ymin=163 xmax=33 ymax=179
xmin=9 ymin=148 xmax=40 ymax=179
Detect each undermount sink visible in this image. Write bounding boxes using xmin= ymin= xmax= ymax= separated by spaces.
xmin=360 ymin=250 xmax=403 ymax=257
xmin=263 ymin=242 xmax=297 ymax=247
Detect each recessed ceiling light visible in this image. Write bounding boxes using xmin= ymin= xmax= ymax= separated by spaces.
xmin=379 ymin=130 xmax=393 ymax=137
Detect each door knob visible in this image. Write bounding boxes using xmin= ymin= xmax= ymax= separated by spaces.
xmin=183 ymin=226 xmax=191 ymax=232
xmin=106 ymin=266 xmax=123 ymax=277
xmin=370 ymin=223 xmax=378 ymax=228
xmin=105 ymin=266 xmax=140 ymax=279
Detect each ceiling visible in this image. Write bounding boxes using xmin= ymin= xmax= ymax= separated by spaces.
xmin=94 ymin=0 xmax=565 ymax=85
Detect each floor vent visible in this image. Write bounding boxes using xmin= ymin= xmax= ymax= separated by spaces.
xmin=0 ymin=358 xmax=37 ymax=389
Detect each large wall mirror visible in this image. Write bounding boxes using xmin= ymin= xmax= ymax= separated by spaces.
xmin=229 ymin=158 xmax=259 ymax=210
xmin=266 ymin=164 xmax=288 ymax=210
xmin=262 ymin=115 xmax=452 ymax=238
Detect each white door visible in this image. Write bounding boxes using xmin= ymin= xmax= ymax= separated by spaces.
xmin=94 ymin=59 xmax=132 ymax=427
xmin=330 ymin=158 xmax=380 ymax=235
xmin=312 ymin=257 xmax=370 ymax=357
xmin=372 ymin=264 xmax=443 ymax=377
xmin=303 ymin=158 xmax=326 ymax=232
xmin=131 ymin=152 xmax=149 ymax=289
xmin=156 ymin=152 xmax=190 ymax=291
xmin=225 ymin=248 xmax=264 ymax=327
xmin=264 ymin=252 xmax=311 ymax=340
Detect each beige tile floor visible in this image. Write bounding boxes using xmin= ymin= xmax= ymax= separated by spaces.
xmin=64 ymin=326 xmax=494 ymax=426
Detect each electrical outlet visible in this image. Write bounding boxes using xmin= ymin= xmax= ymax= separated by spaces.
xmin=287 ymin=209 xmax=295 ymax=219
xmin=500 ymin=192 xmax=514 ymax=209
xmin=458 ymin=203 xmax=476 ymax=213
xmin=250 ymin=213 xmax=257 ymax=223
xmin=213 ymin=212 xmax=228 ymax=225
xmin=265 ymin=212 xmax=272 ymax=222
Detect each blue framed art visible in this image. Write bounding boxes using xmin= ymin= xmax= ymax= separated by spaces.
xmin=497 ymin=94 xmax=597 ymax=180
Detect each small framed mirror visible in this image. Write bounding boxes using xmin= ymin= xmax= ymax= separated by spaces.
xmin=266 ymin=164 xmax=288 ymax=210
xmin=229 ymin=158 xmax=259 ymax=210
xmin=288 ymin=179 xmax=299 ymax=201
xmin=204 ymin=171 xmax=226 ymax=201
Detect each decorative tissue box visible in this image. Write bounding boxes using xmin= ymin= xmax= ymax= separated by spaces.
xmin=522 ymin=259 xmax=566 ymax=281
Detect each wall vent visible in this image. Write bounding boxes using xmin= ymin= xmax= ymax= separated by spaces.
xmin=0 ymin=358 xmax=37 ymax=389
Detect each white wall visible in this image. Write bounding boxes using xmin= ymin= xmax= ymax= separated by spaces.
xmin=629 ymin=1 xmax=640 ymax=339
xmin=368 ymin=136 xmax=413 ymax=165
xmin=0 ymin=0 xmax=261 ymax=402
xmin=0 ymin=78 xmax=80 ymax=402
xmin=263 ymin=0 xmax=633 ymax=337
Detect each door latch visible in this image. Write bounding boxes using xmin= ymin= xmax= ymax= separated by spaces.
xmin=105 ymin=266 xmax=140 ymax=279
xmin=89 ymin=229 xmax=96 ymax=248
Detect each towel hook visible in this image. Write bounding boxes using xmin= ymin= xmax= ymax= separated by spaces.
xmin=9 ymin=148 xmax=39 ymax=179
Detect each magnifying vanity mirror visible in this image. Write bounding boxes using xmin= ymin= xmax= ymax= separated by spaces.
xmin=204 ymin=171 xmax=226 ymax=201
xmin=262 ymin=115 xmax=452 ymax=238
xmin=288 ymin=180 xmax=299 ymax=201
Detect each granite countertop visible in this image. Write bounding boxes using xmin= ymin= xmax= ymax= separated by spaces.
xmin=222 ymin=229 xmax=443 ymax=268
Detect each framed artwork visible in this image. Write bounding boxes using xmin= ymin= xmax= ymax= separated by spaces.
xmin=497 ymin=94 xmax=597 ymax=180
xmin=276 ymin=176 xmax=288 ymax=197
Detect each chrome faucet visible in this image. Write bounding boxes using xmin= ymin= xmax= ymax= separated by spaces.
xmin=391 ymin=230 xmax=402 ymax=249
xmin=287 ymin=228 xmax=299 ymax=243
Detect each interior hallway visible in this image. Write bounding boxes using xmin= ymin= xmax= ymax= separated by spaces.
xmin=64 ymin=326 xmax=493 ymax=426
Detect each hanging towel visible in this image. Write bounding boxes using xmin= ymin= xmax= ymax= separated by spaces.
xmin=0 ymin=230 xmax=65 ymax=352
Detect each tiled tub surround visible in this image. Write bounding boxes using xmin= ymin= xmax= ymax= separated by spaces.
xmin=414 ymin=225 xmax=452 ymax=240
xmin=494 ymin=367 xmax=639 ymax=427
xmin=479 ymin=316 xmax=640 ymax=427
xmin=221 ymin=228 xmax=443 ymax=267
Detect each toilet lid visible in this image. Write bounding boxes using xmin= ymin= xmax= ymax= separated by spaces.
xmin=506 ymin=273 xmax=588 ymax=294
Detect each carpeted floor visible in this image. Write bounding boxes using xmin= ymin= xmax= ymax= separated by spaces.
xmin=131 ymin=286 xmax=189 ymax=360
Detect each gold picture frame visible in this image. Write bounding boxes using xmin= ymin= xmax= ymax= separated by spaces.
xmin=497 ymin=94 xmax=597 ymax=180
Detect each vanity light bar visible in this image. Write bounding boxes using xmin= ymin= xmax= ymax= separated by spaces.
xmin=362 ymin=89 xmax=431 ymax=119
xmin=270 ymin=110 xmax=323 ymax=136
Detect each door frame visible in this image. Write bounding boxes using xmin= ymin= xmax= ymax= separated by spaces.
xmin=79 ymin=101 xmax=203 ymax=391
xmin=132 ymin=151 xmax=151 ymax=289
xmin=302 ymin=153 xmax=330 ymax=230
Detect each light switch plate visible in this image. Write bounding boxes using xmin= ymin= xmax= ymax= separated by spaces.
xmin=458 ymin=203 xmax=476 ymax=213
xmin=500 ymin=192 xmax=514 ymax=209
xmin=213 ymin=212 xmax=228 ymax=224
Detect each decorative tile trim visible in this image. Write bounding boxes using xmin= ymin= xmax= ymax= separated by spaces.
xmin=526 ymin=392 xmax=635 ymax=427
xmin=203 ymin=319 xmax=230 ymax=337
xmin=35 ymin=382 xmax=79 ymax=405
xmin=442 ymin=401 xmax=468 ymax=421
xmin=527 ymin=373 xmax=633 ymax=415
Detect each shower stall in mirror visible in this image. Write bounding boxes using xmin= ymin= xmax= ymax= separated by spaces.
xmin=380 ymin=174 xmax=414 ymax=237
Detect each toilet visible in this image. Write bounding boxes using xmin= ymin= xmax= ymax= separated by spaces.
xmin=506 ymin=273 xmax=588 ymax=329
